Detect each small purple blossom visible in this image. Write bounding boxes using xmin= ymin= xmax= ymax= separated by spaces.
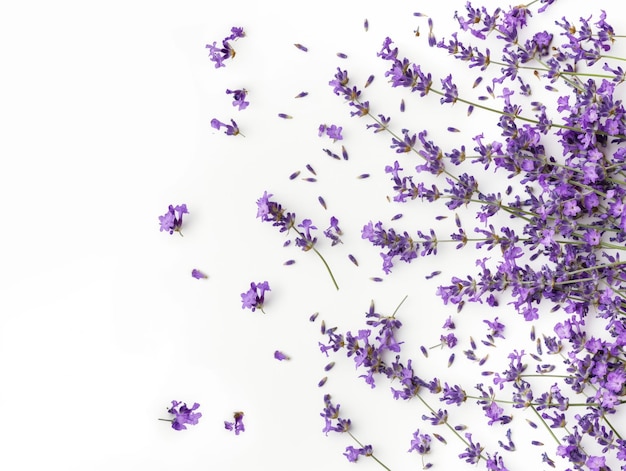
xmin=408 ymin=429 xmax=432 ymax=454
xmin=211 ymin=118 xmax=241 ymax=136
xmin=164 ymin=401 xmax=201 ymax=431
xmin=274 ymin=350 xmax=290 ymax=361
xmin=225 ymin=88 xmax=249 ymax=110
xmin=206 ymin=27 xmax=245 ymax=68
xmin=159 ymin=204 xmax=188 ymax=235
xmin=324 ymin=216 xmax=343 ymax=246
xmin=318 ymin=123 xmax=344 ymax=141
xmin=241 ymin=281 xmax=271 ymax=313
xmin=191 ymin=269 xmax=208 ymax=279
xmin=343 ymin=445 xmax=372 ymax=462
xmin=224 ymin=411 xmax=245 ymax=435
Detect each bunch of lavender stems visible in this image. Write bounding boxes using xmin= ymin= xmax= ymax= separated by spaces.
xmin=312 ymin=2 xmax=626 ymax=470
xmin=159 ymin=2 xmax=626 ymax=469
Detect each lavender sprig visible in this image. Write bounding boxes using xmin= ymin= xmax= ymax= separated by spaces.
xmin=256 ymin=191 xmax=339 ymax=290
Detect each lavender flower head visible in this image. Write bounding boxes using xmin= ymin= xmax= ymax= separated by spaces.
xmin=241 ymin=281 xmax=271 ymax=313
xmin=318 ymin=123 xmax=344 ymax=141
xmin=211 ymin=118 xmax=241 ymax=136
xmin=206 ymin=27 xmax=245 ymax=68
xmin=226 ymin=88 xmax=249 ymax=110
xmin=224 ymin=411 xmax=245 ymax=435
xmin=159 ymin=204 xmax=188 ymax=235
xmin=165 ymin=400 xmax=201 ymax=431
xmin=191 ymin=269 xmax=208 ymax=279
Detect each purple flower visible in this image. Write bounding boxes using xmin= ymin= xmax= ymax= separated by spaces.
xmin=458 ymin=433 xmax=483 ymax=464
xmin=224 ymin=411 xmax=245 ymax=435
xmin=320 ymin=394 xmax=351 ymax=435
xmin=343 ymin=445 xmax=372 ymax=462
xmin=226 ymin=88 xmax=249 ymax=110
xmin=408 ymin=429 xmax=432 ymax=454
xmin=191 ymin=269 xmax=208 ymax=279
xmin=206 ymin=27 xmax=245 ymax=68
xmin=241 ymin=281 xmax=270 ymax=313
xmin=440 ymin=333 xmax=458 ymax=348
xmin=159 ymin=204 xmax=188 ymax=235
xmin=318 ymin=123 xmax=343 ymax=141
xmin=274 ymin=350 xmax=290 ymax=361
xmin=323 ymin=216 xmax=343 ymax=245
xmin=165 ymin=400 xmax=201 ymax=431
xmin=211 ymin=118 xmax=241 ymax=136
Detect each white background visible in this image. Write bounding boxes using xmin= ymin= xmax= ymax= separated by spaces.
xmin=1 ymin=1 xmax=624 ymax=470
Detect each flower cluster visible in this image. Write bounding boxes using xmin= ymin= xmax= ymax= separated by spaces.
xmin=240 ymin=281 xmax=270 ymax=313
xmin=315 ymin=3 xmax=626 ymax=468
xmin=256 ymin=191 xmax=339 ymax=289
xmin=158 ymin=204 xmax=188 ymax=235
xmin=226 ymin=88 xmax=249 ymax=110
xmin=211 ymin=118 xmax=241 ymax=136
xmin=164 ymin=400 xmax=202 ymax=431
xmin=224 ymin=411 xmax=245 ymax=435
xmin=206 ymin=27 xmax=245 ymax=68
xmin=157 ymin=3 xmax=626 ymax=470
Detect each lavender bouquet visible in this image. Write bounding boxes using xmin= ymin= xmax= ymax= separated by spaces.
xmin=159 ymin=2 xmax=626 ymax=470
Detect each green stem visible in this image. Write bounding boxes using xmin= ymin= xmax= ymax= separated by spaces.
xmin=530 ymin=405 xmax=561 ymax=446
xmin=312 ymin=246 xmax=339 ymax=290
xmin=292 ymin=226 xmax=339 ymax=290
xmin=414 ymin=393 xmax=487 ymax=462
xmin=391 ymin=295 xmax=409 ymax=317
xmin=602 ymin=54 xmax=626 ymax=62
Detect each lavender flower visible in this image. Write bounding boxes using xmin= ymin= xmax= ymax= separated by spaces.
xmin=225 ymin=88 xmax=249 ymax=110
xmin=224 ymin=411 xmax=245 ymax=435
xmin=241 ymin=281 xmax=270 ymax=313
xmin=256 ymin=191 xmax=339 ymax=289
xmin=163 ymin=401 xmax=201 ymax=431
xmin=158 ymin=204 xmax=188 ymax=235
xmin=318 ymin=123 xmax=343 ymax=141
xmin=343 ymin=445 xmax=372 ymax=462
xmin=211 ymin=118 xmax=241 ymax=136
xmin=274 ymin=350 xmax=290 ymax=361
xmin=206 ymin=27 xmax=245 ymax=68
xmin=191 ymin=269 xmax=208 ymax=279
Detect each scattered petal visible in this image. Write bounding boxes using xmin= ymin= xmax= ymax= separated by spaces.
xmin=295 ymin=91 xmax=309 ymax=98
xmin=191 ymin=269 xmax=208 ymax=279
xmin=283 ymin=259 xmax=296 ymax=266
xmin=348 ymin=254 xmax=359 ymax=266
xmin=289 ymin=170 xmax=301 ymax=180
xmin=294 ymin=43 xmax=308 ymax=52
xmin=318 ymin=376 xmax=328 ymax=387
xmin=278 ymin=113 xmax=293 ymax=119
xmin=336 ymin=52 xmax=348 ymax=59
xmin=306 ymin=164 xmax=316 ymax=175
xmin=318 ymin=196 xmax=327 ymax=209
xmin=274 ymin=350 xmax=290 ymax=361
xmin=357 ymin=173 xmax=370 ymax=179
